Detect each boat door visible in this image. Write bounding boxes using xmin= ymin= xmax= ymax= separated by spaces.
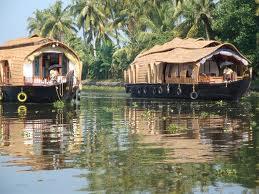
xmin=2 ymin=61 xmax=10 ymax=84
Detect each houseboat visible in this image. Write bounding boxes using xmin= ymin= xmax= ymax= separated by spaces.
xmin=124 ymin=38 xmax=252 ymax=101
xmin=0 ymin=35 xmax=82 ymax=103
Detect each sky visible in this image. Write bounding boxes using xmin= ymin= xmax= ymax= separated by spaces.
xmin=0 ymin=0 xmax=69 ymax=44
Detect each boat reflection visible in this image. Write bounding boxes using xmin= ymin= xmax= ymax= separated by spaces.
xmin=125 ymin=99 xmax=252 ymax=162
xmin=0 ymin=104 xmax=82 ymax=170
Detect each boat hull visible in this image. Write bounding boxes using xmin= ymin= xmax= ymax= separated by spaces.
xmin=0 ymin=82 xmax=79 ymax=103
xmin=125 ymin=79 xmax=251 ymax=101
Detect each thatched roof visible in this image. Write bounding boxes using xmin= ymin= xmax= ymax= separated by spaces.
xmin=132 ymin=37 xmax=249 ymax=66
xmin=0 ymin=35 xmax=80 ymax=62
xmin=0 ymin=35 xmax=50 ymax=49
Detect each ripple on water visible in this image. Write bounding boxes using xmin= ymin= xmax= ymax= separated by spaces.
xmin=0 ymin=95 xmax=258 ymax=193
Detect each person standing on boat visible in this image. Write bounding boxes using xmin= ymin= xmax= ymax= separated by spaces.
xmin=50 ymin=68 xmax=59 ymax=83
xmin=223 ymin=66 xmax=233 ymax=81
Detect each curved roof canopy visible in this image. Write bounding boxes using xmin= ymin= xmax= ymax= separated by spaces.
xmin=0 ymin=35 xmax=80 ymax=63
xmin=132 ymin=37 xmax=249 ymax=67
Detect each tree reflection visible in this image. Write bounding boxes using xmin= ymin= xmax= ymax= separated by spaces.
xmin=75 ymin=97 xmax=257 ymax=193
xmin=0 ymin=96 xmax=258 ymax=193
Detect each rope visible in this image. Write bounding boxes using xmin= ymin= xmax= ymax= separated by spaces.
xmin=55 ymin=79 xmax=64 ymax=101
xmin=55 ymin=86 xmax=61 ymax=101
xmin=167 ymin=84 xmax=170 ymax=93
xmin=178 ymin=84 xmax=181 ymax=90
xmin=59 ymin=82 xmax=64 ymax=97
xmin=192 ymin=84 xmax=195 ymax=92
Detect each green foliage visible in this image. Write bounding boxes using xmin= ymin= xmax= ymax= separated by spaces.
xmin=63 ymin=33 xmax=94 ymax=79
xmin=213 ymin=0 xmax=258 ymax=69
xmin=27 ymin=0 xmax=258 ymax=79
xmin=215 ymin=168 xmax=237 ymax=177
xmin=216 ymin=100 xmax=224 ymax=106
xmin=175 ymin=0 xmax=215 ymax=39
xmin=88 ymin=41 xmax=115 ymax=79
xmin=103 ymin=106 xmax=122 ymax=113
xmin=53 ymin=100 xmax=65 ymax=109
xmin=82 ymin=85 xmax=124 ymax=92
xmin=167 ymin=124 xmax=187 ymax=134
xmin=27 ymin=1 xmax=77 ymax=41
xmin=132 ymin=102 xmax=138 ymax=108
xmin=200 ymin=111 xmax=209 ymax=118
xmin=141 ymin=110 xmax=152 ymax=120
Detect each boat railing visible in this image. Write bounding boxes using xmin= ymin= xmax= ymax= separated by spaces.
xmin=24 ymin=76 xmax=67 ymax=86
xmin=198 ymin=75 xmax=244 ymax=83
xmin=166 ymin=77 xmax=194 ymax=84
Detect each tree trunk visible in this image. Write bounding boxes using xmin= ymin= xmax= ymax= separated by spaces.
xmin=92 ymin=33 xmax=97 ymax=58
xmin=201 ymin=14 xmax=214 ymax=40
xmin=108 ymin=3 xmax=120 ymax=48
xmin=90 ymin=22 xmax=97 ymax=58
xmin=82 ymin=21 xmax=88 ymax=46
xmin=81 ymin=21 xmax=89 ymax=77
xmin=115 ymin=29 xmax=120 ymax=48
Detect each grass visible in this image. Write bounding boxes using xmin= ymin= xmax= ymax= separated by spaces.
xmin=84 ymin=78 xmax=123 ymax=83
xmin=82 ymin=85 xmax=125 ymax=92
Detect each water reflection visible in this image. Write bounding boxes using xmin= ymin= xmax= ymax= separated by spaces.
xmin=0 ymin=95 xmax=258 ymax=193
xmin=125 ymin=100 xmax=252 ymax=162
xmin=0 ymin=104 xmax=82 ymax=171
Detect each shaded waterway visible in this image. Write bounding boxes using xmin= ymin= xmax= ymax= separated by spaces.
xmin=0 ymin=92 xmax=259 ymax=194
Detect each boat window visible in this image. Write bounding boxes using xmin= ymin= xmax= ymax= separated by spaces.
xmin=166 ymin=65 xmax=172 ymax=78
xmin=199 ymin=60 xmax=219 ymax=76
xmin=177 ymin=64 xmax=180 ymax=77
xmin=42 ymin=53 xmax=60 ymax=78
xmin=2 ymin=61 xmax=10 ymax=83
xmin=186 ymin=66 xmax=193 ymax=78
xmin=62 ymin=54 xmax=68 ymax=76
xmin=34 ymin=56 xmax=40 ymax=76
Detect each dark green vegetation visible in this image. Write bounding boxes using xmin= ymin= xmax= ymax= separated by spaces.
xmin=82 ymin=85 xmax=124 ymax=92
xmin=53 ymin=100 xmax=65 ymax=109
xmin=27 ymin=0 xmax=258 ymax=80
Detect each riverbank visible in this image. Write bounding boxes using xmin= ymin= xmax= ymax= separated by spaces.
xmin=82 ymin=79 xmax=259 ymax=92
xmin=82 ymin=85 xmax=125 ymax=92
xmin=82 ymin=79 xmax=125 ymax=92
xmin=82 ymin=79 xmax=124 ymax=87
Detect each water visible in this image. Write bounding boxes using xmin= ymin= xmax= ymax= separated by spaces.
xmin=0 ymin=92 xmax=258 ymax=194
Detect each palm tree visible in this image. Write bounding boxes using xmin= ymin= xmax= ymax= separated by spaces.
xmin=27 ymin=10 xmax=46 ymax=36
xmin=175 ymin=0 xmax=215 ymax=39
xmin=71 ymin=0 xmax=113 ymax=58
xmin=41 ymin=1 xmax=77 ymax=41
xmin=27 ymin=1 xmax=77 ymax=41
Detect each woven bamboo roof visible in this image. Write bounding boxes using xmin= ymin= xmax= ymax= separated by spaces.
xmin=0 ymin=36 xmax=50 ymax=49
xmin=0 ymin=35 xmax=80 ymax=62
xmin=132 ymin=37 xmax=248 ymax=66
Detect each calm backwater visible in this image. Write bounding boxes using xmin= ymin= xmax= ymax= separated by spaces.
xmin=0 ymin=92 xmax=259 ymax=194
